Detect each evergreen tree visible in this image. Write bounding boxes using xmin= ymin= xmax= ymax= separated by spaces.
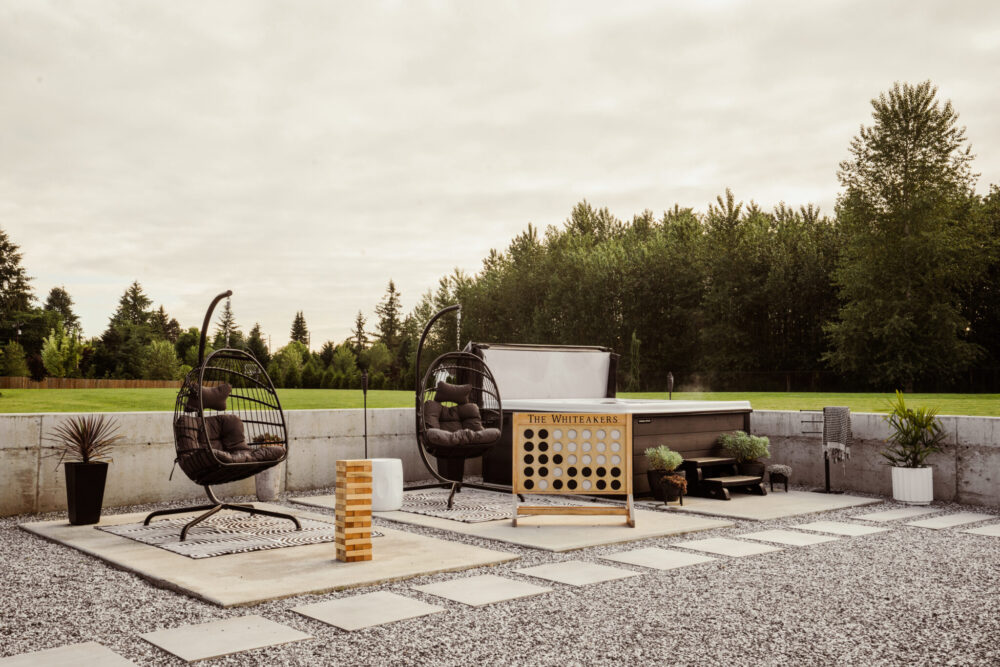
xmin=825 ymin=81 xmax=987 ymax=390
xmin=290 ymin=311 xmax=309 ymax=346
xmin=150 ymin=305 xmax=181 ymax=343
xmin=214 ymin=299 xmax=241 ymax=347
xmin=0 ymin=226 xmax=35 ymax=318
xmin=43 ymin=286 xmax=80 ymax=332
xmin=319 ymin=340 xmax=336 ymax=368
xmin=246 ymin=323 xmax=271 ymax=365
xmin=1 ymin=340 xmax=29 ymax=377
xmin=110 ymin=281 xmax=152 ymax=326
xmin=351 ymin=311 xmax=368 ymax=356
xmin=375 ymin=280 xmax=403 ymax=348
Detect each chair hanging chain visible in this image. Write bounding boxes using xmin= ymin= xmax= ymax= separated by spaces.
xmin=225 ymin=296 xmax=231 ymax=347
xmin=455 ymin=308 xmax=461 ymax=349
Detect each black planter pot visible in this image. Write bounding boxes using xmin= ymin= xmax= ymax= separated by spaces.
xmin=738 ymin=462 xmax=765 ymax=477
xmin=646 ymin=470 xmax=667 ymax=501
xmin=64 ymin=461 xmax=108 ymax=525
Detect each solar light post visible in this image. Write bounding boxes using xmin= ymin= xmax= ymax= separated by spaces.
xmin=667 ymin=372 xmax=674 ymax=400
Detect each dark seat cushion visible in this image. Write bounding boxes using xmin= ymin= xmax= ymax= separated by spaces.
xmin=184 ymin=382 xmax=232 ymax=412
xmin=423 ymin=400 xmax=498 ymax=447
xmin=175 ymin=414 xmax=285 ymax=464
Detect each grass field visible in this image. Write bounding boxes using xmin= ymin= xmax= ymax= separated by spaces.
xmin=0 ymin=388 xmax=997 ymax=416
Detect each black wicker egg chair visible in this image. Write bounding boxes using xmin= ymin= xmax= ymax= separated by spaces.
xmin=412 ymin=304 xmax=518 ymax=508
xmin=143 ymin=290 xmax=301 ymax=540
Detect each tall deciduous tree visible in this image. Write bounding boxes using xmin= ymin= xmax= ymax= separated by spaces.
xmin=826 ymin=81 xmax=987 ymax=390
xmin=43 ymin=286 xmax=80 ymax=332
xmin=41 ymin=322 xmax=84 ymax=377
xmin=290 ymin=311 xmax=309 ymax=346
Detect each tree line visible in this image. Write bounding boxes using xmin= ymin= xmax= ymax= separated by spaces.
xmin=2 ymin=81 xmax=997 ymax=392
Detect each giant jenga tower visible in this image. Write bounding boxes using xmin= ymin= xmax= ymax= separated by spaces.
xmin=335 ymin=459 xmax=373 ymax=562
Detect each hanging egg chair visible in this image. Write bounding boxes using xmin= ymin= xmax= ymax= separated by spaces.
xmin=143 ymin=290 xmax=301 ymax=540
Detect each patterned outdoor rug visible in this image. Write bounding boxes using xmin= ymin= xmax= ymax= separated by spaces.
xmin=99 ymin=514 xmax=382 ymax=559
xmin=401 ymin=487 xmax=609 ymax=523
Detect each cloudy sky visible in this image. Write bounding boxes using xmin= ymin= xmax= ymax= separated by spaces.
xmin=2 ymin=0 xmax=999 ymax=346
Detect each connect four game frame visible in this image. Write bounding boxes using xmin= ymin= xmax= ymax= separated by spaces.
xmin=511 ymin=413 xmax=635 ymax=527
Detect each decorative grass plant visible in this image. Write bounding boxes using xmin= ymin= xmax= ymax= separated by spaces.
xmin=47 ymin=414 xmax=123 ymax=465
xmin=882 ymin=391 xmax=946 ymax=468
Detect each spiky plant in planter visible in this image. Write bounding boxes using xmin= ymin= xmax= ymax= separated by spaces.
xmin=718 ymin=431 xmax=770 ymax=476
xmin=882 ymin=391 xmax=945 ymax=504
xmin=47 ymin=415 xmax=123 ymax=525
xmin=644 ymin=445 xmax=684 ymax=501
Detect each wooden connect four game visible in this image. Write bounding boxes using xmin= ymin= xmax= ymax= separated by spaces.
xmin=511 ymin=413 xmax=635 ymax=527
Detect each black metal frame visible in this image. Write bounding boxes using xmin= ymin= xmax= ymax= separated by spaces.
xmin=143 ymin=290 xmax=301 ymax=540
xmin=410 ymin=304 xmax=522 ymax=508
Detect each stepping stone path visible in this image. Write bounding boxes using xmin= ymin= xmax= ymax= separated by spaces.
xmin=905 ymin=512 xmax=995 ymax=529
xmin=140 ymin=615 xmax=312 ymax=663
xmin=854 ymin=507 xmax=942 ymax=522
xmin=0 ymin=642 xmax=136 ymax=667
xmin=673 ymin=537 xmax=782 ymax=557
xmin=602 ymin=547 xmax=716 ymax=570
xmin=739 ymin=529 xmax=839 ymax=547
xmin=793 ymin=521 xmax=888 ymax=536
xmin=293 ymin=591 xmax=444 ymax=631
xmin=516 ymin=560 xmax=639 ymax=587
xmin=413 ymin=574 xmax=552 ymax=607
xmin=962 ymin=523 xmax=1000 ymax=537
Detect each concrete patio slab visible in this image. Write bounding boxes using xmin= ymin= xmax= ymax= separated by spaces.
xmin=293 ymin=591 xmax=444 ymax=631
xmin=515 ymin=560 xmax=639 ymax=586
xmin=961 ymin=523 xmax=1000 ymax=537
xmin=905 ymin=512 xmax=995 ymax=530
xmin=0 ymin=642 xmax=136 ymax=667
xmin=19 ymin=504 xmax=518 ymax=607
xmin=642 ymin=490 xmax=882 ymax=521
xmin=852 ymin=507 xmax=943 ymax=522
xmin=673 ymin=537 xmax=783 ymax=557
xmin=414 ymin=574 xmax=552 ymax=607
xmin=738 ymin=529 xmax=840 ymax=547
xmin=294 ymin=496 xmax=731 ymax=552
xmin=140 ymin=615 xmax=311 ymax=662
xmin=601 ymin=547 xmax=717 ymax=570
xmin=793 ymin=521 xmax=889 ymax=536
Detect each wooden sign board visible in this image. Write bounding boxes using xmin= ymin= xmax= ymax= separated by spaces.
xmin=511 ymin=413 xmax=634 ymax=527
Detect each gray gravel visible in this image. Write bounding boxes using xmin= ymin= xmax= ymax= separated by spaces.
xmin=2 ymin=488 xmax=999 ymax=666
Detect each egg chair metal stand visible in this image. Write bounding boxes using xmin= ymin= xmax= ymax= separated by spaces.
xmin=142 ymin=290 xmax=301 ymax=540
xmin=410 ymin=304 xmax=523 ymax=508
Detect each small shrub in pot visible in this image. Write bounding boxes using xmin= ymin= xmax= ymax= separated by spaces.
xmin=644 ymin=445 xmax=683 ymax=501
xmin=718 ymin=431 xmax=770 ymax=476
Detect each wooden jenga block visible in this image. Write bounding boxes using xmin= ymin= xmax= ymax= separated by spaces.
xmin=335 ymin=459 xmax=373 ymax=562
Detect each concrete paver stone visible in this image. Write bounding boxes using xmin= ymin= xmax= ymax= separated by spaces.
xmin=413 ymin=574 xmax=552 ymax=607
xmin=0 ymin=642 xmax=136 ymax=667
xmin=961 ymin=523 xmax=1000 ymax=537
xmin=140 ymin=615 xmax=312 ymax=662
xmin=673 ymin=537 xmax=782 ymax=557
xmin=853 ymin=507 xmax=942 ymax=522
xmin=515 ymin=560 xmax=640 ymax=586
xmin=905 ymin=512 xmax=996 ymax=530
xmin=793 ymin=521 xmax=889 ymax=536
xmin=293 ymin=591 xmax=444 ymax=631
xmin=601 ymin=547 xmax=717 ymax=570
xmin=738 ymin=529 xmax=840 ymax=547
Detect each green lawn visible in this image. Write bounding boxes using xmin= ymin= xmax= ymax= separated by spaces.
xmin=0 ymin=388 xmax=996 ymax=416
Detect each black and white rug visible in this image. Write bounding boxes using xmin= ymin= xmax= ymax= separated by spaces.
xmin=99 ymin=514 xmax=382 ymax=559
xmin=401 ymin=488 xmax=601 ymax=523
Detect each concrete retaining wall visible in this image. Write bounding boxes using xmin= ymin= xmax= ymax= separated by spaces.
xmin=751 ymin=410 xmax=1000 ymax=507
xmin=1 ymin=408 xmax=996 ymax=517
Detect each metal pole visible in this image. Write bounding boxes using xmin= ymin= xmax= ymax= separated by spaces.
xmin=667 ymin=372 xmax=674 ymax=400
xmin=362 ymin=370 xmax=369 ymax=459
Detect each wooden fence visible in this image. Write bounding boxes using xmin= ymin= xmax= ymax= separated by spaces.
xmin=0 ymin=377 xmax=182 ymax=390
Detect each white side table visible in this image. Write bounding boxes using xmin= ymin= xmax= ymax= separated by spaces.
xmin=370 ymin=458 xmax=404 ymax=511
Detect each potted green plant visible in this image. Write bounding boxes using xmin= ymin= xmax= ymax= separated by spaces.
xmin=882 ymin=391 xmax=945 ymax=505
xmin=644 ymin=445 xmax=683 ymax=502
xmin=718 ymin=431 xmax=770 ymax=477
xmin=47 ymin=415 xmax=122 ymax=525
xmin=252 ymin=432 xmax=285 ymax=501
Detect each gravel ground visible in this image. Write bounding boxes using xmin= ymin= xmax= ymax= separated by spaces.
xmin=2 ymin=488 xmax=999 ymax=666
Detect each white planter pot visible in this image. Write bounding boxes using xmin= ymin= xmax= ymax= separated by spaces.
xmin=255 ymin=463 xmax=284 ymax=502
xmin=891 ymin=466 xmax=933 ymax=505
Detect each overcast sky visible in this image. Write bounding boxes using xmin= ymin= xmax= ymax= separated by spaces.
xmin=2 ymin=0 xmax=999 ymax=346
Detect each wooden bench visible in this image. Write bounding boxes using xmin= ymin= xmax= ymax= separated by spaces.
xmin=680 ymin=454 xmax=767 ymax=501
